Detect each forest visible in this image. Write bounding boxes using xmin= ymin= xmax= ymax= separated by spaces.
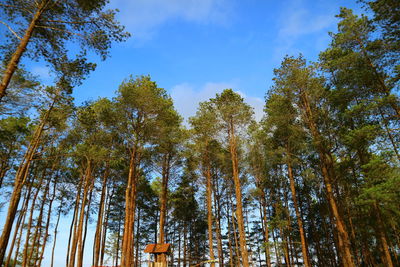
xmin=0 ymin=0 xmax=399 ymax=266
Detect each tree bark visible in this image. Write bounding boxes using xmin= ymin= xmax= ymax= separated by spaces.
xmin=299 ymin=89 xmax=355 ymax=267
xmin=0 ymin=96 xmax=56 ymax=263
xmin=121 ymin=145 xmax=140 ymax=267
xmin=93 ymin=162 xmax=109 ymax=267
xmin=286 ymin=147 xmax=311 ymax=267
xmin=227 ymin=120 xmax=249 ymax=266
xmin=212 ymin=173 xmax=223 ymax=267
xmin=0 ymin=1 xmax=46 ymax=101
xmin=204 ymin=157 xmax=215 ymax=267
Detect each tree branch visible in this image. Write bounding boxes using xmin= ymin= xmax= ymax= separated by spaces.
xmin=34 ymin=25 xmax=84 ymax=37
xmin=44 ymin=19 xmax=92 ymax=25
xmin=0 ymin=3 xmax=34 ymax=14
xmin=0 ymin=20 xmax=22 ymax=40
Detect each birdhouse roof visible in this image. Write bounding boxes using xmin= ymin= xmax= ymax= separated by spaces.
xmin=144 ymin=243 xmax=171 ymax=254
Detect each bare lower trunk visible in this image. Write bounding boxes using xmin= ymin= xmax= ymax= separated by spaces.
xmin=37 ymin=178 xmax=57 ymax=267
xmin=300 ymin=89 xmax=355 ymax=267
xmin=4 ymin=178 xmax=32 ymax=267
xmin=93 ymin=163 xmax=109 ymax=267
xmin=374 ymin=202 xmax=393 ymax=267
xmin=0 ymin=97 xmax=55 ymax=263
xmin=158 ymin=154 xmax=171 ymax=246
xmin=228 ymin=121 xmax=249 ymax=266
xmin=286 ymin=150 xmax=310 ymax=267
xmin=204 ymin=163 xmax=215 ymax=266
xmin=212 ymin=176 xmax=223 ymax=267
xmin=50 ymin=204 xmax=62 ymax=267
xmin=121 ymin=146 xmax=140 ymax=267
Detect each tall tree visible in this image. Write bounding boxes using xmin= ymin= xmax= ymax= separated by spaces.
xmin=116 ymin=75 xmax=177 ymax=266
xmin=0 ymin=0 xmax=129 ymax=100
xmin=211 ymin=89 xmax=254 ymax=267
xmin=189 ymin=102 xmax=220 ymax=266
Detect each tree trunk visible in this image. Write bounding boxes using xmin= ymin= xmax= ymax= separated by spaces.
xmin=212 ymin=174 xmax=223 ymax=267
xmin=158 ymin=153 xmax=171 ymax=246
xmin=21 ymin=168 xmax=46 ymax=267
xmin=100 ymin=187 xmax=114 ymax=267
xmin=121 ymin=145 xmax=140 ymax=267
xmin=93 ymin=162 xmax=109 ymax=267
xmin=299 ymin=89 xmax=355 ymax=267
xmin=374 ymin=202 xmax=393 ymax=267
xmin=50 ymin=202 xmax=62 ymax=267
xmin=0 ymin=2 xmax=45 ymax=101
xmin=286 ymin=148 xmax=311 ymax=267
xmin=135 ymin=207 xmax=141 ymax=267
xmin=4 ymin=175 xmax=32 ymax=267
xmin=69 ymin=160 xmax=93 ymax=267
xmin=228 ymin=120 xmax=249 ymax=266
xmin=78 ymin=187 xmax=94 ymax=267
xmin=0 ymin=96 xmax=56 ymax=263
xmin=204 ymin=160 xmax=215 ymax=266
xmin=37 ymin=177 xmax=57 ymax=267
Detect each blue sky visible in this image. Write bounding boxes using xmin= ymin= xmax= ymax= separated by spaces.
xmin=29 ymin=0 xmax=362 ymax=123
xmin=23 ymin=0 xmax=365 ymax=266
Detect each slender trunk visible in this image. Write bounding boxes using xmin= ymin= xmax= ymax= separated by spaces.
xmin=204 ymin=160 xmax=215 ymax=266
xmin=4 ymin=176 xmax=32 ymax=267
xmin=50 ymin=203 xmax=62 ymax=267
xmin=27 ymin=172 xmax=53 ymax=265
xmin=300 ymin=89 xmax=355 ymax=267
xmin=228 ymin=121 xmax=249 ymax=266
xmin=0 ymin=1 xmax=46 ymax=100
xmin=115 ymin=214 xmax=122 ymax=267
xmin=122 ymin=145 xmax=140 ymax=267
xmin=69 ymin=160 xmax=93 ymax=267
xmin=0 ymin=96 xmax=56 ymax=263
xmin=21 ymin=169 xmax=46 ymax=267
xmin=256 ymin=181 xmax=271 ymax=267
xmin=286 ymin=148 xmax=310 ymax=267
xmin=178 ymin=223 xmax=181 ymax=267
xmin=78 ymin=188 xmax=93 ymax=267
xmin=66 ymin=181 xmax=82 ymax=266
xmin=377 ymin=107 xmax=400 ymax=162
xmin=93 ymin=163 xmax=109 ymax=267
xmin=135 ymin=207 xmax=141 ymax=267
xmin=158 ymin=154 xmax=171 ymax=245
xmin=37 ymin=178 xmax=57 ymax=267
xmin=12 ymin=211 xmax=26 ymax=267
xmin=229 ymin=185 xmax=241 ymax=265
xmin=212 ymin=174 xmax=223 ymax=267
xmin=183 ymin=223 xmax=187 ymax=267
xmin=100 ymin=187 xmax=113 ymax=267
xmin=374 ymin=202 xmax=393 ymax=267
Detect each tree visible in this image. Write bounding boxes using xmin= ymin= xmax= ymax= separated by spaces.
xmin=115 ymin=75 xmax=177 ymax=266
xmin=0 ymin=85 xmax=73 ymax=263
xmin=211 ymin=89 xmax=254 ymax=267
xmin=0 ymin=0 xmax=130 ymax=100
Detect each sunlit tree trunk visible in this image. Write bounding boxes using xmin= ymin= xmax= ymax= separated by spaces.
xmin=286 ymin=146 xmax=311 ymax=267
xmin=299 ymin=89 xmax=355 ymax=267
xmin=0 ymin=1 xmax=46 ymax=100
xmin=227 ymin=120 xmax=249 ymax=266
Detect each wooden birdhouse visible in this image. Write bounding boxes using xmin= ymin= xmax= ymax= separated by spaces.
xmin=144 ymin=243 xmax=171 ymax=267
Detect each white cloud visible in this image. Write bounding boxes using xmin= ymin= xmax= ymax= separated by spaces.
xmin=170 ymin=81 xmax=264 ymax=123
xmin=109 ymin=0 xmax=232 ymax=40
xmin=274 ymin=0 xmax=336 ymax=59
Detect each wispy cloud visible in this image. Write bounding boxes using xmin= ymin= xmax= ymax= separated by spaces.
xmin=110 ymin=0 xmax=233 ymax=40
xmin=170 ymin=81 xmax=263 ymax=123
xmin=274 ymin=0 xmax=337 ymax=59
